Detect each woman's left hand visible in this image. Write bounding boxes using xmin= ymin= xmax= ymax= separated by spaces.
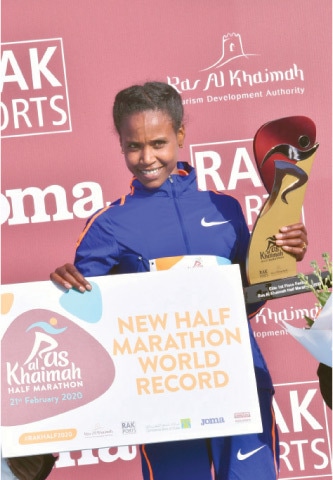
xmin=275 ymin=222 xmax=308 ymax=261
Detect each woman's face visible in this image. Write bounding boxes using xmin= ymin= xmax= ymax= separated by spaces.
xmin=119 ymin=110 xmax=185 ymax=189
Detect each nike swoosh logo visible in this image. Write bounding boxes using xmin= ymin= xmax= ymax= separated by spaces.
xmin=201 ymin=218 xmax=231 ymax=227
xmin=237 ymin=445 xmax=266 ymax=460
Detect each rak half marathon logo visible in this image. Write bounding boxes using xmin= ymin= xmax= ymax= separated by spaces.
xmin=0 ymin=38 xmax=72 ymax=138
xmin=1 ymin=283 xmax=114 ymax=427
xmin=167 ymin=32 xmax=305 ymax=101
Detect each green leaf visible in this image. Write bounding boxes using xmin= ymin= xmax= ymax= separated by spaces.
xmin=317 ymin=291 xmax=331 ymax=307
xmin=304 ymin=315 xmax=314 ymax=327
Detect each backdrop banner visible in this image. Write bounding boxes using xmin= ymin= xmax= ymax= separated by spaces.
xmin=2 ymin=1 xmax=331 ymax=478
xmin=1 ymin=265 xmax=262 ymax=457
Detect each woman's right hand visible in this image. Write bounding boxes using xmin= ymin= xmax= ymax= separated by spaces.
xmin=50 ymin=263 xmax=92 ymax=292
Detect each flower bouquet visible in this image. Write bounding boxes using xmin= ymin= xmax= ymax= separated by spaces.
xmin=281 ymin=253 xmax=332 ymax=367
xmin=297 ymin=252 xmax=332 ymax=327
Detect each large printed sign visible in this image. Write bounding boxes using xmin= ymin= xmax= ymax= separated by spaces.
xmin=1 ymin=265 xmax=262 ymax=457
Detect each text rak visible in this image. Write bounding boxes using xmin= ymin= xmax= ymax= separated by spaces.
xmin=0 ymin=38 xmax=71 ymax=137
xmin=191 ymin=141 xmax=270 ymax=227
xmin=274 ymin=384 xmax=332 ymax=476
xmin=2 ymin=143 xmax=267 ymax=228
xmin=122 ymin=421 xmax=136 ymax=435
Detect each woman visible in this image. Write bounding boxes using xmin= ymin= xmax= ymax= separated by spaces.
xmin=51 ymin=81 xmax=308 ymax=480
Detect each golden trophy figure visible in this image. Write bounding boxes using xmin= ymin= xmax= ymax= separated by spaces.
xmin=245 ymin=116 xmax=319 ymax=300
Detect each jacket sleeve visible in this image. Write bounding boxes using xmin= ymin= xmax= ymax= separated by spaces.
xmin=74 ymin=210 xmax=120 ymax=277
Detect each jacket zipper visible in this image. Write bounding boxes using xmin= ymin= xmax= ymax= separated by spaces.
xmin=169 ymin=176 xmax=191 ymax=253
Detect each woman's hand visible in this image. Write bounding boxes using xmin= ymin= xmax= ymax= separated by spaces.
xmin=50 ymin=263 xmax=92 ymax=292
xmin=275 ymin=222 xmax=308 ymax=261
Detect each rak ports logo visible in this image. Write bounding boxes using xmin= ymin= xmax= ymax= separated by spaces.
xmin=1 ymin=38 xmax=71 ymax=138
xmin=122 ymin=421 xmax=136 ymax=435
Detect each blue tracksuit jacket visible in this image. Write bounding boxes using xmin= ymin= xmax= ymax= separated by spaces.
xmin=74 ymin=161 xmax=272 ymax=390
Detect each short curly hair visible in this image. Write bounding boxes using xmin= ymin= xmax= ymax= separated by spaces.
xmin=113 ymin=81 xmax=184 ymax=134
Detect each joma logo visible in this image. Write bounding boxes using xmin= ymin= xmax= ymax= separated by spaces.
xmin=1 ymin=181 xmax=104 ymax=225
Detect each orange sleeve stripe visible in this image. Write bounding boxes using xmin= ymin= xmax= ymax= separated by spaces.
xmin=75 ymin=205 xmax=111 ymax=249
xmin=271 ymin=405 xmax=279 ymax=478
xmin=140 ymin=445 xmax=154 ymax=480
xmin=248 ymin=301 xmax=266 ymax=319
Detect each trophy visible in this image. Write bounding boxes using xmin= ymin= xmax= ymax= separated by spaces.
xmin=245 ymin=116 xmax=320 ymax=303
